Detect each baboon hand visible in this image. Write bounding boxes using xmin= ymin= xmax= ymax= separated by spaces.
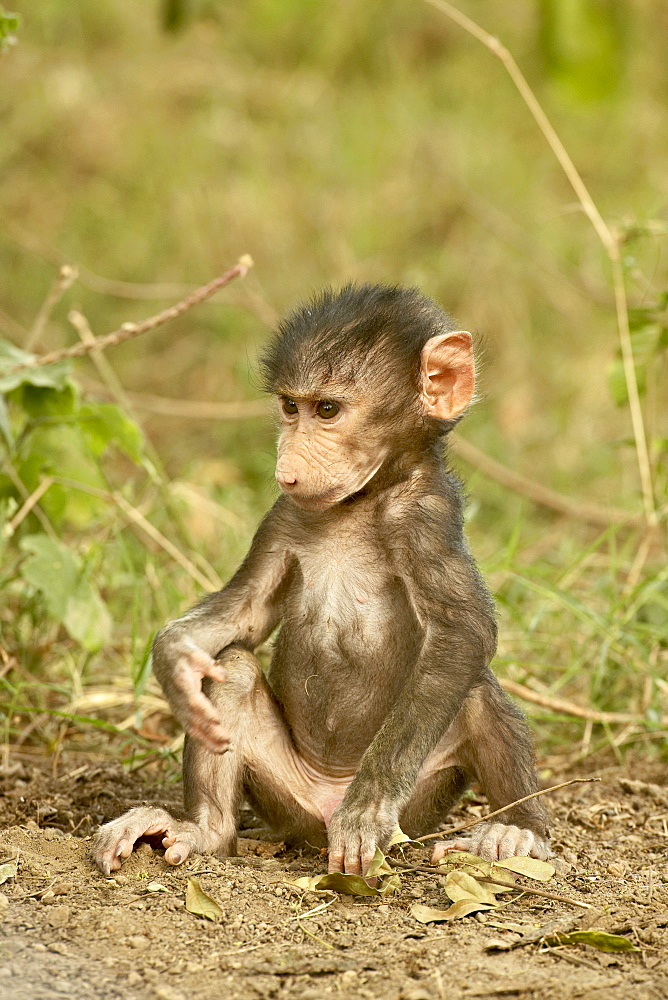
xmin=168 ymin=640 xmax=230 ymax=753
xmin=327 ymin=799 xmax=398 ymax=878
xmin=92 ymin=806 xmax=201 ymax=875
xmin=431 ymin=821 xmax=551 ymax=864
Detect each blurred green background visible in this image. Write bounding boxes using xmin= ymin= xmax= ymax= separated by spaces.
xmin=0 ymin=0 xmax=666 ymax=773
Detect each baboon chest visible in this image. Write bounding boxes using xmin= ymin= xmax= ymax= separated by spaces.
xmin=292 ymin=531 xmax=409 ymax=656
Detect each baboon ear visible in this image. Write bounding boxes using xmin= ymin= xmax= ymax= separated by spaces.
xmin=419 ymin=331 xmax=475 ymax=420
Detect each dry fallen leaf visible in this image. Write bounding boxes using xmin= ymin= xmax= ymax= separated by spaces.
xmin=437 ymin=851 xmax=493 ymax=876
xmin=411 ymin=899 xmax=496 ymax=923
xmin=387 ymin=827 xmax=422 ymax=849
xmin=546 ymin=930 xmax=639 ymax=953
xmin=286 ymin=871 xmax=400 ymax=897
xmin=0 ymin=862 xmax=17 ymax=885
xmin=185 ymin=877 xmax=223 ymax=922
xmin=443 ymin=870 xmax=499 ymax=906
xmin=367 ymin=847 xmax=395 ymax=878
xmin=493 ymin=857 xmax=555 ymax=881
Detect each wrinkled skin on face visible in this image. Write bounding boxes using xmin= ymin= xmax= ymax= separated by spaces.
xmin=274 ymin=329 xmax=475 ymax=510
xmin=274 ymin=393 xmax=389 ymax=509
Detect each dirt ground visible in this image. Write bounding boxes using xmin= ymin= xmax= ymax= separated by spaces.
xmin=1 ymin=758 xmax=667 ymax=1000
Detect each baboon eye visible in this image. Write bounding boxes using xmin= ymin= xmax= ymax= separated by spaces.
xmin=282 ymin=398 xmax=298 ymax=415
xmin=316 ymin=400 xmax=340 ymax=419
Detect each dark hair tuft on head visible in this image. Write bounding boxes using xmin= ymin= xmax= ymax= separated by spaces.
xmin=260 ymin=283 xmax=456 ymax=398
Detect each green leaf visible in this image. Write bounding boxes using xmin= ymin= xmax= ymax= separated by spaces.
xmin=79 ymin=402 xmax=144 ymax=462
xmin=17 ymin=383 xmax=77 ymax=418
xmin=17 ymin=424 xmax=107 ymax=527
xmin=0 ymin=7 xmax=20 ymax=51
xmin=20 ymin=535 xmax=79 ymax=620
xmin=546 ymin=930 xmax=639 ymax=953
xmin=0 ymin=393 xmax=12 ymax=448
xmin=411 ymin=899 xmax=496 ymax=923
xmin=19 ymin=534 xmax=111 ymax=650
xmin=185 ymin=877 xmax=222 ymax=922
xmin=0 ymin=340 xmax=71 ymax=393
xmin=63 ymin=577 xmax=112 ymax=652
xmin=493 ymin=857 xmax=555 ymax=881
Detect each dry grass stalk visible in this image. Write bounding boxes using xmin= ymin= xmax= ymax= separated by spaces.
xmin=415 ymin=777 xmax=600 ymax=842
xmin=7 ymin=256 xmax=253 ymax=374
xmin=426 ymin=0 xmax=656 ymax=527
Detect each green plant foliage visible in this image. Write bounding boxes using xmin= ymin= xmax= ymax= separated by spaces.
xmin=0 ymin=5 xmax=19 ymax=53
xmin=0 ymin=0 xmax=665 ymax=773
xmin=1 ymin=341 xmax=146 ymax=526
xmin=538 ymin=0 xmax=626 ymax=102
xmin=19 ymin=534 xmax=112 ymax=651
xmin=0 ymin=342 xmax=71 ymax=393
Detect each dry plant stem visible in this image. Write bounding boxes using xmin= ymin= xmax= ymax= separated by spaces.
xmin=47 ymin=475 xmax=222 ymax=592
xmin=426 ymin=0 xmax=656 ymax=527
xmin=69 ymin=310 xmax=135 ymax=415
xmin=451 ymin=435 xmax=640 ymax=528
xmin=415 ymin=777 xmax=600 ymax=843
xmin=548 ymin=950 xmax=603 ymax=972
xmin=26 ymin=264 xmax=79 ymax=351
xmin=499 ymin=678 xmax=646 ymax=725
xmin=7 ymin=257 xmax=253 ymax=374
xmin=2 ymin=464 xmax=56 ymax=538
xmin=473 ymin=877 xmax=592 ymax=909
xmin=386 ymin=859 xmax=592 ymax=909
xmin=68 ymin=310 xmax=222 ymax=583
xmin=110 ymin=392 xmax=269 ymax=421
xmin=113 ymin=493 xmax=223 ymax=592
xmin=6 ymin=476 xmax=54 ymax=534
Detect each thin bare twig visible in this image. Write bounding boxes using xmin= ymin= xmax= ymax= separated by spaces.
xmin=26 ymin=264 xmax=79 ymax=350
xmin=386 ymin=858 xmax=592 ymax=908
xmin=450 ymin=435 xmax=640 ymax=527
xmin=426 ymin=0 xmax=656 ymax=526
xmin=415 ymin=777 xmax=600 ymax=842
xmin=499 ymin=678 xmax=646 ymax=725
xmin=1 ymin=464 xmax=56 ymax=538
xmin=5 ymin=476 xmax=54 ymax=535
xmin=106 ymin=392 xmax=269 ymax=421
xmin=75 ymin=383 xmax=640 ymax=524
xmin=6 ymin=257 xmax=253 ymax=374
xmin=49 ymin=476 xmax=222 ymax=592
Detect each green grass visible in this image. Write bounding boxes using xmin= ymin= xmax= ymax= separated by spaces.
xmin=0 ymin=0 xmax=665 ymax=775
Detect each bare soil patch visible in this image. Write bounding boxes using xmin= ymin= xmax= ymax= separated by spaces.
xmin=1 ymin=760 xmax=667 ymax=1000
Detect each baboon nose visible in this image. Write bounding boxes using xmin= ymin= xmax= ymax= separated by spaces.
xmin=276 ymin=470 xmax=298 ymax=488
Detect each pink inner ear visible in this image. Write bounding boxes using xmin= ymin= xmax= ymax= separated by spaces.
xmin=420 ymin=331 xmax=475 ymax=420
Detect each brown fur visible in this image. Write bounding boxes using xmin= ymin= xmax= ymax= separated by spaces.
xmin=92 ymin=284 xmax=550 ymax=877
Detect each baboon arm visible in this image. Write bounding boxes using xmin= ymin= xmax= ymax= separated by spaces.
xmin=151 ymin=504 xmax=293 ymax=750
